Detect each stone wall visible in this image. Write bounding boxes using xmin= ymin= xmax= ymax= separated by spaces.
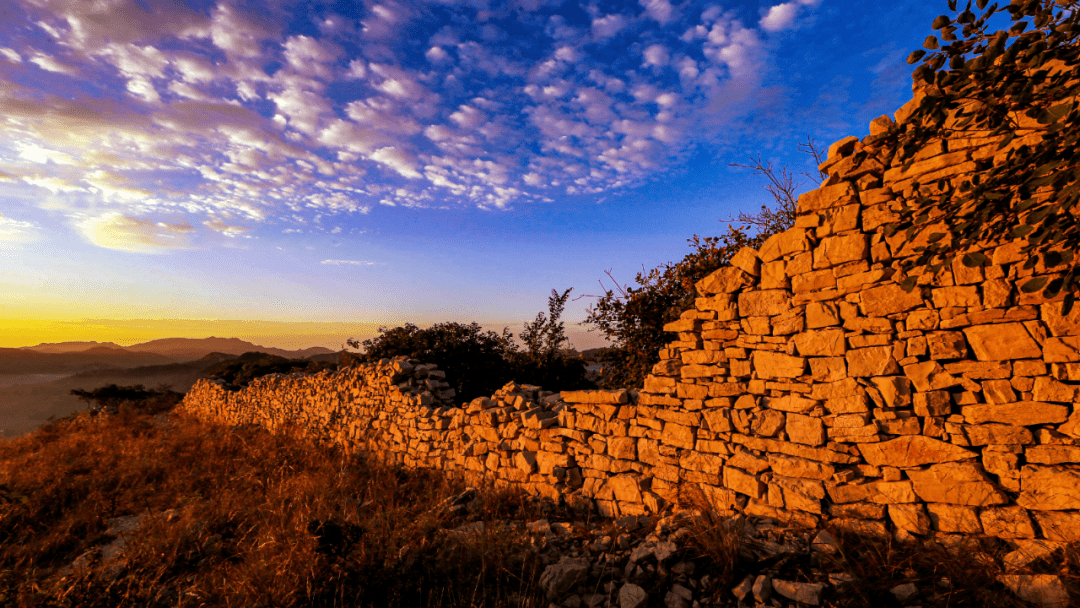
xmin=182 ymin=88 xmax=1080 ymax=546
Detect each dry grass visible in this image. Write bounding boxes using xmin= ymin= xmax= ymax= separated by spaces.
xmin=0 ymin=405 xmax=549 ymax=608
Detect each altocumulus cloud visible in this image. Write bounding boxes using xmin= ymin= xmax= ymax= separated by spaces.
xmin=0 ymin=0 xmax=822 ymax=251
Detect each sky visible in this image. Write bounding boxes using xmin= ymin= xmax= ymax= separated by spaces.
xmin=0 ymin=0 xmax=945 ymax=351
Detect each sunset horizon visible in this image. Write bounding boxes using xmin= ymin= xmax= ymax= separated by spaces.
xmin=1 ymin=0 xmax=943 ymax=348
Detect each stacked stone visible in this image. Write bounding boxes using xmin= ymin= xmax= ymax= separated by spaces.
xmin=633 ymin=103 xmax=1080 ymax=548
xmin=182 ymin=81 xmax=1080 ymax=553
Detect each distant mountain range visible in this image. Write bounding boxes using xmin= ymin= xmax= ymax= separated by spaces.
xmin=15 ymin=337 xmax=334 ymax=368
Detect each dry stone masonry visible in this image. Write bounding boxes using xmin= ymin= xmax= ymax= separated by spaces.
xmin=182 ymin=84 xmax=1080 ymax=554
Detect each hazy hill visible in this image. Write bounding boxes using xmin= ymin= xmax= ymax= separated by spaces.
xmin=123 ymin=337 xmax=334 ymax=361
xmin=0 ymin=347 xmax=178 ymax=375
xmin=16 ymin=338 xmax=335 ymax=363
xmin=20 ymin=341 xmax=125 ymax=353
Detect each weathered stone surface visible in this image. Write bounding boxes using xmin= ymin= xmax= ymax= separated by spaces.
xmin=619 ymin=584 xmax=648 ymax=608
xmin=797 ymin=181 xmax=856 ymax=212
xmin=997 ymin=575 xmax=1070 ymax=608
xmin=1033 ymin=511 xmax=1080 ymax=542
xmin=908 ymin=462 xmax=1008 ymax=507
xmin=751 ymin=410 xmax=786 ymax=437
xmin=608 ymin=437 xmax=637 ymax=460
xmin=724 ymin=466 xmax=764 ymax=499
xmin=1032 ymin=376 xmax=1080 ymax=403
xmin=859 ymin=283 xmax=924 ymax=317
xmin=961 ymin=402 xmax=1069 ymax=426
xmin=888 ymin=503 xmax=931 ymax=535
xmin=696 ymin=266 xmax=752 ymax=295
xmin=539 ymin=557 xmax=590 ymax=600
xmin=768 ymin=454 xmax=835 ymax=480
xmin=739 ymin=290 xmax=792 ymax=317
xmin=1018 ymin=465 xmax=1080 ymax=510
xmin=1026 ymin=445 xmax=1080 ymax=465
xmin=813 ymin=234 xmax=869 ymax=270
xmin=767 ymin=395 xmax=819 ymax=413
xmin=730 ymin=247 xmax=761 ymax=277
xmin=926 ymin=331 xmax=968 ymax=360
xmin=964 ymin=423 xmax=1034 ymax=446
xmin=963 ymin=323 xmax=1042 ymax=361
xmin=980 ymin=506 xmax=1036 ymax=539
xmin=1044 ymin=336 xmax=1080 ymax=362
xmin=759 ymin=228 xmax=811 ymax=263
xmin=794 ymin=328 xmax=846 ymax=357
xmin=903 ymin=360 xmax=959 ymax=392
xmin=926 ymin=503 xmax=982 ymax=533
xmin=870 ymin=376 xmax=913 ymax=408
xmin=785 ymin=413 xmax=826 ymax=446
xmin=561 ymin=389 xmax=630 ymax=404
xmin=846 ymin=346 xmax=900 ymax=377
xmin=752 ymin=351 xmax=806 ymax=379
xmin=858 ymin=436 xmax=976 ymax=468
xmin=932 ymin=286 xmax=980 ymax=308
xmin=772 ymin=580 xmax=825 ymax=606
xmin=806 ymin=301 xmax=841 ymax=328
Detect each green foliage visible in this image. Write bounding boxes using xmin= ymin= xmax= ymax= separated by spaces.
xmin=347 ymin=291 xmax=592 ymax=403
xmin=201 ymin=351 xmax=337 ymax=388
xmin=69 ymin=383 xmax=182 ymax=415
xmin=887 ymin=0 xmax=1080 ymax=311
xmin=582 ymin=143 xmax=819 ymax=388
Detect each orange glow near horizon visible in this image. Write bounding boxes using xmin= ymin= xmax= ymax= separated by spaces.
xmin=0 ymin=318 xmax=387 ymax=350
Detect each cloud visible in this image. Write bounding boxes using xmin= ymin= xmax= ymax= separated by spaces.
xmin=76 ymin=213 xmax=194 ymax=253
xmin=759 ymin=1 xmax=819 ymax=32
xmin=640 ymin=0 xmax=675 ymax=25
xmin=321 ymin=259 xmax=376 ymax=266
xmin=591 ymin=14 xmax=629 ymax=39
xmin=29 ymin=52 xmax=78 ymax=76
xmin=0 ymin=214 xmax=38 ymax=246
xmin=642 ymin=44 xmax=669 ymax=67
xmin=0 ymin=0 xmax=794 ymax=230
xmin=371 ymin=146 xmax=421 ymax=179
xmin=203 ymin=217 xmax=249 ymax=236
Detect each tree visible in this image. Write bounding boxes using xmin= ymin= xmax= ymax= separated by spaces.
xmin=70 ymin=384 xmax=182 ymax=415
xmin=582 ymin=141 xmax=821 ymax=388
xmin=885 ymin=0 xmax=1080 ymax=309
xmin=345 ymin=291 xmax=593 ymax=403
xmin=511 ymin=288 xmax=591 ymax=390
xmin=347 ymin=322 xmax=516 ymax=402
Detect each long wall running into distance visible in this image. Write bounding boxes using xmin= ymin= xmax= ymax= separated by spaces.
xmin=183 ymin=82 xmax=1080 ymax=546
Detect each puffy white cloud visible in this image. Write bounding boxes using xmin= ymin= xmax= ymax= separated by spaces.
xmin=425 ymin=46 xmax=449 ymax=63
xmin=760 ymin=3 xmax=800 ymax=32
xmin=76 ymin=212 xmax=194 ymax=253
xmin=591 ymin=14 xmax=628 ymax=39
xmin=640 ymin=0 xmax=675 ymax=25
xmin=642 ymin=44 xmax=669 ymax=67
xmin=0 ymin=48 xmax=22 ymax=63
xmin=370 ymin=146 xmax=422 ymax=179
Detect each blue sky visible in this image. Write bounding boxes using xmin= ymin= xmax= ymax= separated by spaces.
xmin=0 ymin=0 xmax=944 ymax=350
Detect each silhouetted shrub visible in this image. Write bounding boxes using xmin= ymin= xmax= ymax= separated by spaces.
xmin=201 ymin=352 xmax=337 ymax=388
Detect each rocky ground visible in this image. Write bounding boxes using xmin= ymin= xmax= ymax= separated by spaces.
xmin=66 ymin=480 xmax=1072 ymax=608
